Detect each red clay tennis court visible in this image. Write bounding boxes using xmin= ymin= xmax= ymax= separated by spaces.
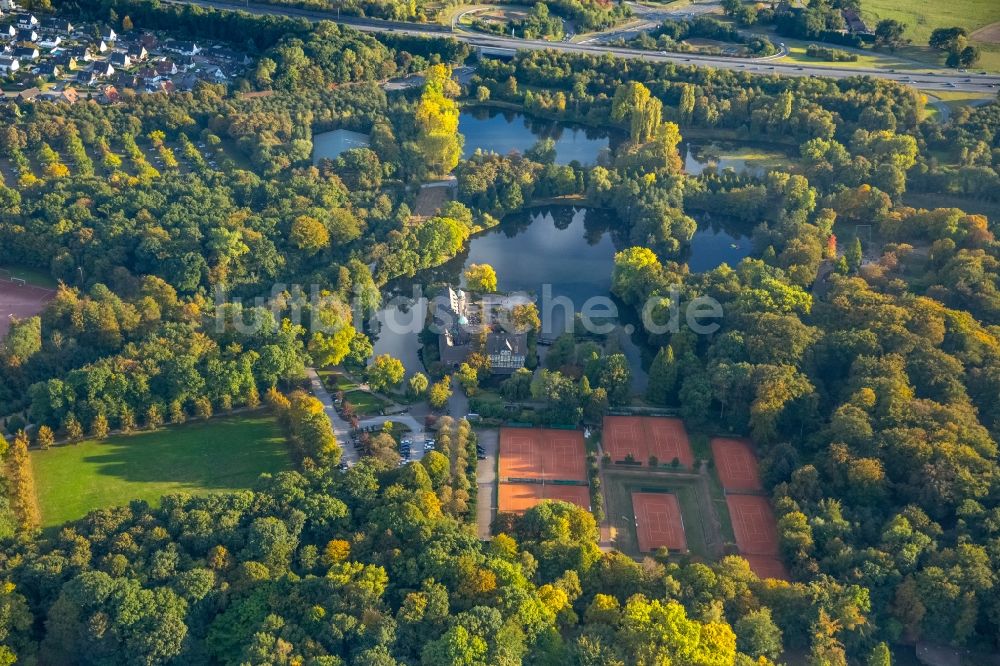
xmin=727 ymin=494 xmax=781 ymax=556
xmin=711 ymin=438 xmax=763 ymax=492
xmin=498 ymin=483 xmax=591 ymax=513
xmin=743 ymin=555 xmax=790 ymax=581
xmin=632 ymin=492 xmax=687 ymax=553
xmin=498 ymin=427 xmax=587 ymax=482
xmin=603 ymin=416 xmax=694 ymax=468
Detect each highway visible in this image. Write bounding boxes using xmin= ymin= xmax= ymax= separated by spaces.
xmin=167 ymin=0 xmax=1000 ymax=93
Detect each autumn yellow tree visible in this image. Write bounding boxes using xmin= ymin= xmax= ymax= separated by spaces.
xmin=464 ymin=263 xmax=497 ymax=293
xmin=5 ymin=431 xmax=39 ymax=530
xmin=415 ymin=64 xmax=463 ymax=175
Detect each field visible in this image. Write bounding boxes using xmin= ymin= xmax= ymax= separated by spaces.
xmin=632 ymin=491 xmax=687 ymax=553
xmin=498 ymin=427 xmax=587 ymax=481
xmin=603 ymin=469 xmax=722 ymax=559
xmin=603 ymin=416 xmax=694 ymax=468
xmin=711 ymin=437 xmax=763 ymax=492
xmin=497 ymin=427 xmax=589 ymax=514
xmin=0 ymin=277 xmax=56 ymax=338
xmin=31 ymin=414 xmax=292 ymax=528
xmin=725 ymin=494 xmax=788 ymax=579
xmin=862 ymin=0 xmax=1000 ymax=71
xmin=498 ymin=482 xmax=590 ymax=513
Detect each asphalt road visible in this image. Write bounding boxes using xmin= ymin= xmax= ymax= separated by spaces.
xmin=167 ymin=0 xmax=1000 ymax=93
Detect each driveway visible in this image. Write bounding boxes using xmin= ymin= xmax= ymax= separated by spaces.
xmin=307 ymin=368 xmax=359 ymax=465
xmin=475 ymin=428 xmax=499 ymax=540
xmin=447 ymin=376 xmax=470 ymax=418
xmin=357 ymin=413 xmax=430 ymax=461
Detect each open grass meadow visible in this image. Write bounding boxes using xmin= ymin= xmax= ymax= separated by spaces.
xmin=862 ymin=0 xmax=1000 ymax=70
xmin=31 ymin=413 xmax=292 ymax=528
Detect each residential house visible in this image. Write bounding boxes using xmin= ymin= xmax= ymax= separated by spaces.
xmin=126 ymin=44 xmax=147 ymax=61
xmin=93 ymin=61 xmax=114 ymax=78
xmin=13 ymin=46 xmax=38 ymax=60
xmin=168 ymin=41 xmax=200 ymax=56
xmin=103 ymin=27 xmax=117 ymax=42
xmin=115 ymin=71 xmax=140 ymax=89
xmin=101 ymin=85 xmax=118 ymax=102
xmin=43 ymin=18 xmax=74 ymax=33
xmin=93 ymin=40 xmax=108 ymax=54
xmin=16 ymin=86 xmax=40 ymax=101
xmin=15 ymin=14 xmax=37 ymax=28
xmin=205 ymin=65 xmax=228 ymax=82
xmin=0 ymin=55 xmax=18 ymax=74
xmin=35 ymin=62 xmax=59 ymax=78
xmin=139 ymin=33 xmax=157 ymax=50
xmin=37 ymin=34 xmax=62 ymax=49
xmin=3 ymin=25 xmax=16 ymax=39
xmin=75 ymin=69 xmax=97 ymax=85
xmin=16 ymin=28 xmax=37 ymax=43
xmin=155 ymin=59 xmax=177 ymax=77
xmin=39 ymin=86 xmax=78 ymax=103
xmin=109 ymin=51 xmax=130 ymax=68
xmin=53 ymin=53 xmax=78 ymax=70
xmin=68 ymin=46 xmax=93 ymax=61
xmin=0 ymin=0 xmax=17 ymax=11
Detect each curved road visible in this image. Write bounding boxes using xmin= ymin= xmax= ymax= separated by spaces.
xmin=168 ymin=0 xmax=1000 ymax=93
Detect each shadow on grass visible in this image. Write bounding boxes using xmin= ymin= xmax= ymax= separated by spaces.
xmin=79 ymin=416 xmax=289 ymax=487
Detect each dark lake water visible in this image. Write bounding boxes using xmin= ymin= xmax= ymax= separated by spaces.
xmin=314 ymin=108 xmax=788 ymax=176
xmin=458 ymin=107 xmax=788 ymax=176
xmin=371 ymin=206 xmax=752 ymax=388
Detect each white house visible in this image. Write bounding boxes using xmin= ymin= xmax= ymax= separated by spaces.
xmin=0 ymin=0 xmax=18 ymax=11
xmin=103 ymin=27 xmax=117 ymax=42
xmin=168 ymin=41 xmax=200 ymax=56
xmin=38 ymin=34 xmax=62 ymax=49
xmin=15 ymin=14 xmax=37 ymax=28
xmin=13 ymin=46 xmax=38 ymax=60
xmin=0 ymin=56 xmax=19 ymax=74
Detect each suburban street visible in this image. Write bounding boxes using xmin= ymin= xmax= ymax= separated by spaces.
xmin=168 ymin=0 xmax=1000 ymax=92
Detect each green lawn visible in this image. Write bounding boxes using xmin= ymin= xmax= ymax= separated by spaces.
xmin=31 ymin=413 xmax=291 ymax=528
xmin=343 ymin=389 xmax=390 ymax=416
xmin=862 ymin=0 xmax=1000 ymax=71
xmin=0 ymin=265 xmax=59 ymax=289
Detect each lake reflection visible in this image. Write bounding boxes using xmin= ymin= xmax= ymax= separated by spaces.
xmin=371 ymin=206 xmax=752 ymax=389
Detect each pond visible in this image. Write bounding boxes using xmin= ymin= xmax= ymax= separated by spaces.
xmin=459 ymin=107 xmax=789 ymax=177
xmin=312 ymin=129 xmax=370 ymax=165
xmin=370 ymin=206 xmax=752 ymax=389
xmin=460 ymin=107 xmax=619 ymax=166
xmin=313 ymin=109 xmax=790 ymax=177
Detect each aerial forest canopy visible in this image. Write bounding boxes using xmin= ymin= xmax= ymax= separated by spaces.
xmin=0 ymin=0 xmax=998 ymax=663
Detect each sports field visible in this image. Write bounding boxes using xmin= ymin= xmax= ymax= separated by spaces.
xmin=725 ymin=494 xmax=787 ymax=579
xmin=0 ymin=278 xmax=55 ymax=338
xmin=498 ymin=427 xmax=587 ymax=481
xmin=632 ymin=491 xmax=687 ymax=553
xmin=604 ymin=469 xmax=721 ymax=558
xmin=498 ymin=482 xmax=590 ymax=513
xmin=31 ymin=414 xmax=291 ymax=528
xmin=711 ymin=437 xmax=763 ymax=492
xmin=603 ymin=416 xmax=694 ymax=468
